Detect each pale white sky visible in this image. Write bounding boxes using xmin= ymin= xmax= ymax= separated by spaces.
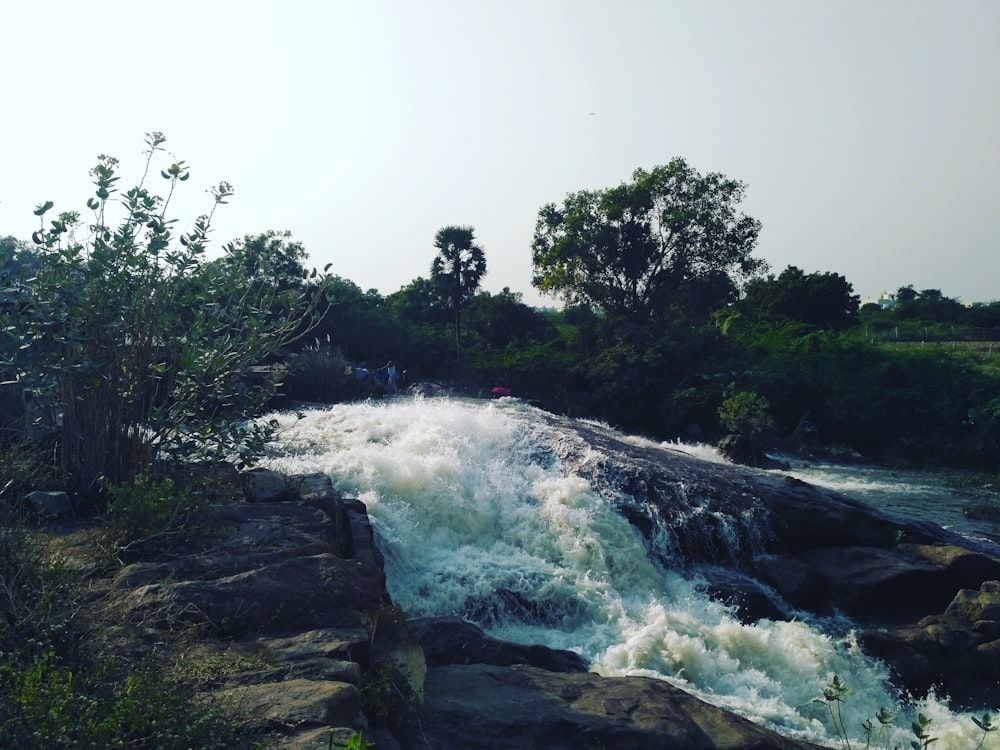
xmin=2 ymin=1 xmax=998 ymax=306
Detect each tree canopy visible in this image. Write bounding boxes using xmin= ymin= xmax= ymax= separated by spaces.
xmin=736 ymin=265 xmax=860 ymax=331
xmin=531 ymin=158 xmax=765 ymax=322
xmin=430 ymin=225 xmax=487 ymax=360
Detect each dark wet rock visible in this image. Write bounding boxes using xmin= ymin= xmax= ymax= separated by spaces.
xmin=860 ymin=580 xmax=1000 ymax=710
xmin=401 ymin=663 xmax=824 ymax=750
xmin=758 ymin=544 xmax=1000 ymax=621
xmin=718 ymin=433 xmax=790 ymax=470
xmin=407 ymin=616 xmax=588 ymax=672
xmin=539 ymin=413 xmax=1000 ymax=626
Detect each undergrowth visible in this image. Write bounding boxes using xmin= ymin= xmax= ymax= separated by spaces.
xmin=0 ymin=491 xmax=265 ymax=748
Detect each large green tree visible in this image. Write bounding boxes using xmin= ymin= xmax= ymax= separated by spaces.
xmin=531 ymin=157 xmax=765 ymax=323
xmin=430 ymin=225 xmax=487 ymax=361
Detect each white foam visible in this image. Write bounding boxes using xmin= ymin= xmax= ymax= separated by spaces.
xmin=261 ymin=396 xmax=996 ymax=747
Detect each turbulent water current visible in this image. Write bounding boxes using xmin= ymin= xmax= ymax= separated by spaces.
xmin=261 ymin=395 xmax=998 ymax=748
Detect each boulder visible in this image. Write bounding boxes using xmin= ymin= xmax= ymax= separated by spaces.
xmin=241 ymin=467 xmax=292 ymax=502
xmin=25 ymin=490 xmax=71 ymax=518
xmin=860 ymin=580 xmax=1000 ymax=709
xmin=407 ymin=616 xmax=588 ymax=672
xmin=756 ymin=544 xmax=1000 ymax=621
xmin=398 ymin=663 xmax=824 ymax=750
xmin=717 ymin=433 xmax=789 ymax=470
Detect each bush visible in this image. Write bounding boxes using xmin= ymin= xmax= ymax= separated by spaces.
xmin=0 ymin=133 xmax=331 ymax=497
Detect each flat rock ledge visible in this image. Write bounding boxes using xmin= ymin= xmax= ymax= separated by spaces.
xmin=95 ymin=467 xmax=825 ymax=750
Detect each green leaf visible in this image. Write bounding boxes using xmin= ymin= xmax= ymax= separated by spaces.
xmin=33 ymin=200 xmax=54 ymax=216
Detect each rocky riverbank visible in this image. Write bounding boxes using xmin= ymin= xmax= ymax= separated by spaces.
xmin=40 ymin=443 xmax=1000 ymax=749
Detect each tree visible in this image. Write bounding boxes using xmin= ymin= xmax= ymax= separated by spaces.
xmin=222 ymin=229 xmax=309 ymax=290
xmin=430 ymin=225 xmax=487 ymax=361
xmin=736 ymin=265 xmax=860 ymax=331
xmin=0 ymin=133 xmax=331 ymax=496
xmin=531 ymin=157 xmax=765 ymax=323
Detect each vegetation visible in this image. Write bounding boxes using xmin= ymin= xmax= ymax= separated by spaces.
xmin=0 ymin=510 xmax=262 ymax=749
xmin=430 ymin=225 xmax=488 ymax=362
xmin=818 ymin=674 xmax=997 ymax=749
xmin=4 ymin=147 xmax=996 ymax=474
xmin=531 ymin=157 xmax=764 ymax=323
xmin=0 ymin=133 xmax=331 ymax=499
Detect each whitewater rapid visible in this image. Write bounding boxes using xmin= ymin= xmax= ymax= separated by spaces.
xmin=260 ymin=396 xmax=995 ymax=748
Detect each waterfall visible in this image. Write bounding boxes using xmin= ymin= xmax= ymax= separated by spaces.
xmin=262 ymin=395 xmax=991 ymax=748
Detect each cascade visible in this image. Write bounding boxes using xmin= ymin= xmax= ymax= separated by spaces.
xmin=263 ymin=395 xmax=994 ymax=747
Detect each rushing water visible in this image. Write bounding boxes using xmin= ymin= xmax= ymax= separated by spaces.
xmin=782 ymin=457 xmax=997 ymax=543
xmin=262 ymin=396 xmax=998 ymax=748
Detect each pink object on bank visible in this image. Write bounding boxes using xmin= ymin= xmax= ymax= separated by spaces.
xmin=491 ymin=387 xmax=512 ymax=397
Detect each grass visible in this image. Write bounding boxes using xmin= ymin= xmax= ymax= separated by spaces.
xmin=0 ymin=483 xmax=269 ymax=749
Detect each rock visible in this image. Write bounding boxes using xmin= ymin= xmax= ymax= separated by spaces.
xmin=119 ymin=552 xmax=385 ymax=637
xmin=25 ymin=489 xmax=71 ymax=518
xmin=859 ymin=580 xmax=1000 ymax=709
xmin=395 ymin=663 xmax=823 ymax=750
xmin=211 ymin=678 xmax=362 ymax=733
xmin=550 ymin=415 xmax=999 ymax=626
xmin=757 ymin=544 xmax=1000 ymax=621
xmin=717 ymin=433 xmax=789 ymax=470
xmin=699 ymin=567 xmax=791 ymax=623
xmin=407 ymin=616 xmax=588 ymax=672
xmin=67 ymin=445 xmax=1000 ymax=748
xmin=241 ymin=467 xmax=292 ymax=502
xmin=257 ymin=628 xmax=373 ymax=666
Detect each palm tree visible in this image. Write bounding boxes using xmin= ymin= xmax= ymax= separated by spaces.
xmin=430 ymin=225 xmax=487 ymax=362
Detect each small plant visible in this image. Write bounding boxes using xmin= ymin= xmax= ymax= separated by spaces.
xmin=360 ymin=663 xmax=393 ymax=721
xmin=910 ymin=711 xmax=937 ymax=749
xmin=814 ymin=676 xmax=984 ymax=750
xmin=101 ymin=474 xmax=211 ymax=555
xmin=332 ymin=730 xmax=374 ymax=749
xmin=818 ymin=674 xmax=854 ymax=750
xmin=973 ymin=712 xmax=997 ymax=750
xmin=861 ymin=707 xmax=897 ymax=749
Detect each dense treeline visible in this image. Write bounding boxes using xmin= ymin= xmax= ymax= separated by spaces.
xmin=2 ymin=145 xmax=999 ymax=495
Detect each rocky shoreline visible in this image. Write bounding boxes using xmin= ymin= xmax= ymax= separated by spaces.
xmin=43 ymin=447 xmax=1000 ymax=749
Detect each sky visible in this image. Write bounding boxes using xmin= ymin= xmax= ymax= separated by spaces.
xmin=2 ymin=1 xmax=998 ymax=307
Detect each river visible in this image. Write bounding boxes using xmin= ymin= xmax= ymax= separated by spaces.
xmin=262 ymin=395 xmax=1000 ymax=748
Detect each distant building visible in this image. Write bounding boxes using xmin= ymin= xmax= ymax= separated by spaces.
xmin=875 ymin=292 xmax=896 ymax=310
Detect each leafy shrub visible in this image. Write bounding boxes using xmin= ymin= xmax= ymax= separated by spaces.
xmin=0 ymin=649 xmax=258 ymax=750
xmin=283 ymin=341 xmax=354 ymax=403
xmin=0 ymin=133 xmax=332 ymax=497
xmin=718 ymin=389 xmax=774 ymax=437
